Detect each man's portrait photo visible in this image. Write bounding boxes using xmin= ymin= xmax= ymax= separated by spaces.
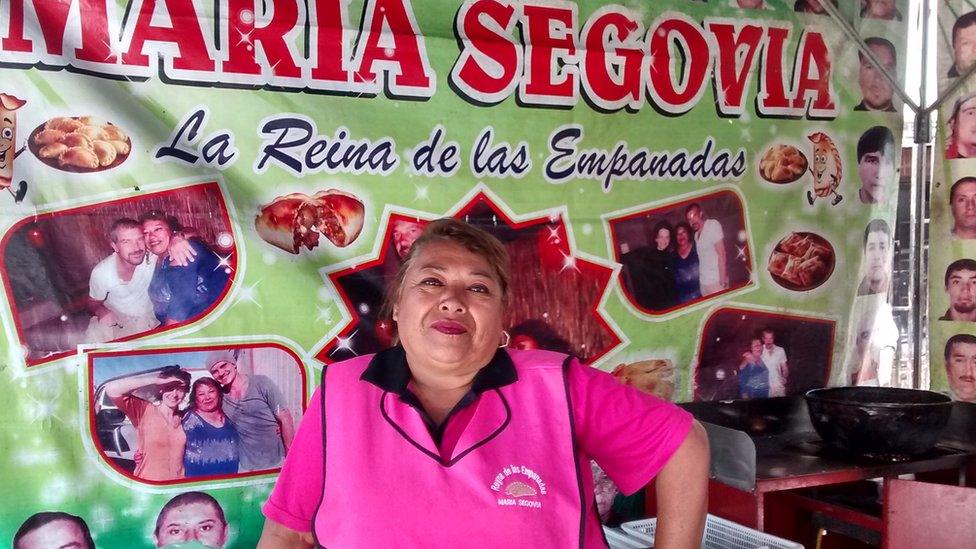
xmin=946 ymin=92 xmax=976 ymax=159
xmin=856 ymin=126 xmax=896 ymax=204
xmin=950 ymin=177 xmax=976 ymax=239
xmin=13 ymin=511 xmax=94 ymax=549
xmin=944 ymin=334 xmax=976 ymax=403
xmin=949 ymin=11 xmax=976 ymax=78
xmin=855 ymin=38 xmax=897 ymax=113
xmin=857 ymin=219 xmax=893 ymax=297
xmin=939 ymin=259 xmax=976 ymax=322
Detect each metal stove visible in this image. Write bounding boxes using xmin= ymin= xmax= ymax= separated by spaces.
xmin=675 ymin=397 xmax=976 ymax=540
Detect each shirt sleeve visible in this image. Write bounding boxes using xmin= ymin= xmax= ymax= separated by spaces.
xmin=110 ymin=394 xmax=146 ymax=427
xmin=569 ymin=358 xmax=693 ymax=495
xmin=263 ymin=385 xmax=324 ymax=533
xmin=89 ymin=262 xmax=108 ymax=301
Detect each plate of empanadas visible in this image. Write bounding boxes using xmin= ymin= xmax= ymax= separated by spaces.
xmin=29 ymin=116 xmax=132 ymax=172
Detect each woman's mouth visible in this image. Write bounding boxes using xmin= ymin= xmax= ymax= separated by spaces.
xmin=431 ymin=320 xmax=467 ymax=335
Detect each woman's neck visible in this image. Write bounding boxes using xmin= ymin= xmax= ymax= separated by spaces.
xmin=409 ymin=375 xmax=476 ymax=426
xmin=196 ymin=408 xmax=225 ymax=425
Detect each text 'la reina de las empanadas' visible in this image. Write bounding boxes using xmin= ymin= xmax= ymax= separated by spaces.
xmin=255 ymin=190 xmax=365 ymax=254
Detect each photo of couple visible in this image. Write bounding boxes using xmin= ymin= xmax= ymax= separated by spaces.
xmin=1 ymin=183 xmax=236 ymax=366
xmin=89 ymin=345 xmax=304 ymax=482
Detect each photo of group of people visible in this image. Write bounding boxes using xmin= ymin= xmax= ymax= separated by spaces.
xmin=89 ymin=345 xmax=304 ymax=483
xmin=317 ymin=197 xmax=619 ymax=363
xmin=693 ymin=307 xmax=835 ymax=401
xmin=0 ymin=183 xmax=236 ymax=366
xmin=610 ymin=191 xmax=752 ymax=314
xmin=13 ymin=491 xmax=231 ymax=548
xmin=728 ymin=0 xmax=900 ymax=19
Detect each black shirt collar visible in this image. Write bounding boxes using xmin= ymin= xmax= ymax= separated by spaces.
xmin=361 ymin=344 xmax=518 ymax=395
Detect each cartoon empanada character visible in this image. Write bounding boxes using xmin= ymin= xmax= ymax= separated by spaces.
xmin=0 ymin=93 xmax=28 ymax=202
xmin=807 ymin=132 xmax=843 ymax=206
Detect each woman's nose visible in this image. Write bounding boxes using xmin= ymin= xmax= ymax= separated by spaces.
xmin=439 ymin=287 xmax=466 ymax=312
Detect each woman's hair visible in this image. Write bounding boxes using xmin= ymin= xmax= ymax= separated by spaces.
xmin=382 ymin=218 xmax=511 ymax=320
xmin=189 ymin=377 xmax=223 ymax=412
xmin=674 ymin=221 xmax=694 ymax=244
xmin=651 ymin=220 xmax=674 ymax=251
xmin=155 ymin=365 xmax=191 ymax=404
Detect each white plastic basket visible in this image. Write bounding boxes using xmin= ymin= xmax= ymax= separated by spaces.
xmin=620 ymin=514 xmax=804 ymax=549
xmin=603 ymin=526 xmax=653 ymax=549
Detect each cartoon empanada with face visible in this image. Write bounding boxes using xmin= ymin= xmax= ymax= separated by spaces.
xmin=0 ymin=93 xmax=28 ymax=202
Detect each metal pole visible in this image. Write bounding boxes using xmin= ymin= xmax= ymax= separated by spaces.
xmin=911 ymin=0 xmax=933 ymax=389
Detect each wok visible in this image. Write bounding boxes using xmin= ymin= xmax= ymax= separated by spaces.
xmin=805 ymin=387 xmax=953 ymax=459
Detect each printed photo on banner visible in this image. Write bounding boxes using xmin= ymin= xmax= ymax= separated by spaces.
xmin=856 ymin=126 xmax=897 ymax=204
xmin=317 ymin=195 xmax=619 ymax=364
xmin=857 ymin=219 xmax=893 ymax=297
xmin=841 ymin=295 xmax=899 ymax=387
xmin=87 ymin=344 xmax=305 ymax=484
xmin=0 ymin=183 xmax=236 ymax=367
xmin=947 ymin=10 xmax=976 ymax=79
xmin=861 ymin=0 xmax=902 ymax=20
xmin=794 ymin=0 xmax=836 ymax=14
xmin=939 ymin=258 xmax=976 ymax=322
xmin=766 ymin=231 xmax=836 ymax=292
xmin=608 ymin=190 xmax=753 ymax=315
xmin=12 ymin=511 xmax=95 ymax=549
xmin=693 ymin=307 xmax=835 ymax=401
xmin=945 ymin=88 xmax=976 ymax=159
xmin=855 ymin=38 xmax=898 ymax=113
xmin=949 ymin=176 xmax=976 ymax=239
xmin=942 ymin=333 xmax=976 ymax=403
xmin=152 ymin=491 xmax=231 ymax=548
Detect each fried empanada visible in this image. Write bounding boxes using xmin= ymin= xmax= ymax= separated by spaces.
xmin=105 ymin=139 xmax=130 ymax=155
xmin=39 ymin=142 xmax=68 ymax=159
xmin=101 ymin=124 xmax=127 ymax=141
xmin=46 ymin=117 xmax=84 ymax=133
xmin=92 ymin=140 xmax=117 ymax=166
xmin=59 ymin=146 xmax=99 ymax=169
xmin=33 ymin=129 xmax=65 ymax=145
xmin=60 ymin=132 xmax=92 ymax=149
xmin=72 ymin=125 xmax=107 ymax=141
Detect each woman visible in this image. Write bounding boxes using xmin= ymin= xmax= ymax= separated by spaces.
xmin=672 ymin=222 xmax=702 ymax=304
xmin=258 ymin=219 xmax=708 ymax=548
xmin=105 ymin=366 xmax=189 ymax=481
xmin=182 ymin=377 xmax=240 ymax=477
xmin=621 ymin=221 xmax=678 ymax=311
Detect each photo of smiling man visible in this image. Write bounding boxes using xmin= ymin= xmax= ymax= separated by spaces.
xmin=944 ymin=334 xmax=976 ymax=403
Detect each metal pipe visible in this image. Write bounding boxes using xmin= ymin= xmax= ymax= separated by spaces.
xmin=912 ymin=0 xmax=933 ymax=389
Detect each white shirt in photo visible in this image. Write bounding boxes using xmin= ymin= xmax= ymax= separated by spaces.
xmin=696 ymin=218 xmax=724 ymax=287
xmin=89 ymin=253 xmax=158 ymax=320
xmin=761 ymin=344 xmax=788 ymax=397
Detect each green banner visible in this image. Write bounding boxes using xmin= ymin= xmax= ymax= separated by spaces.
xmin=0 ymin=1 xmax=906 ymax=547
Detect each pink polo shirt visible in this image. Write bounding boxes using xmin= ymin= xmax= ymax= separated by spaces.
xmin=264 ymin=349 xmax=692 ymax=547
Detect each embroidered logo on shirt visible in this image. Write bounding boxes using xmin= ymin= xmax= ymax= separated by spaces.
xmin=491 ymin=465 xmax=547 ymax=509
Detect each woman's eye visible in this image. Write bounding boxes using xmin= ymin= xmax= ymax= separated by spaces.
xmin=469 ymin=284 xmax=490 ymax=293
xmin=420 ymin=278 xmax=442 ymax=286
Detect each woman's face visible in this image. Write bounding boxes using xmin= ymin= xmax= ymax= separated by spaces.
xmin=676 ymin=226 xmax=690 ymax=247
xmin=654 ymin=228 xmax=671 ymax=251
xmin=161 ymin=385 xmax=186 ymax=410
xmin=194 ymin=383 xmax=220 ymax=413
xmin=393 ymin=241 xmax=505 ymax=378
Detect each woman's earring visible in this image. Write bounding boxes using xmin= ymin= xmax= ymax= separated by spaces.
xmin=499 ymin=330 xmax=511 ymax=348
